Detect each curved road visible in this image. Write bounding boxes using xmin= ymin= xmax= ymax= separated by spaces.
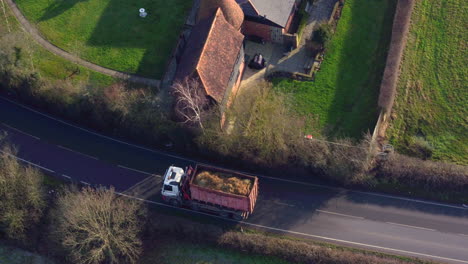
xmin=0 ymin=96 xmax=467 ymax=263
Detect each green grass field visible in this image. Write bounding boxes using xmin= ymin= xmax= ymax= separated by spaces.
xmin=274 ymin=0 xmax=396 ymax=138
xmin=141 ymin=241 xmax=291 ymax=264
xmin=15 ymin=0 xmax=192 ymax=79
xmin=1 ymin=3 xmax=114 ymax=86
xmin=386 ymin=0 xmax=468 ymax=165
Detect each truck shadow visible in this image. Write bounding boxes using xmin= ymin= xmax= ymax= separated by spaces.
xmin=245 ymin=178 xmax=340 ymax=230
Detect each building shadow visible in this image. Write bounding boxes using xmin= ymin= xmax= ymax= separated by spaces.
xmin=324 ymin=0 xmax=397 ymax=138
xmin=83 ymin=0 xmax=192 ymax=78
xmin=39 ymin=0 xmax=89 ymax=22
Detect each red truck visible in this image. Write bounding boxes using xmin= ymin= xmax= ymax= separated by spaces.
xmin=161 ymin=164 xmax=259 ymax=220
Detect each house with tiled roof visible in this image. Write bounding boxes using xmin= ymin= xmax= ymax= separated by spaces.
xmin=236 ymin=0 xmax=299 ymax=43
xmin=175 ymin=3 xmax=245 ymax=108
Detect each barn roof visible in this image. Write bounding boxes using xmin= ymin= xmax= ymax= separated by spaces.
xmin=176 ymin=8 xmax=244 ymax=103
xmin=235 ymin=0 xmax=296 ymax=28
xmin=198 ymin=0 xmax=244 ymax=30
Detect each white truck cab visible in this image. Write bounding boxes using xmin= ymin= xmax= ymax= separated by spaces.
xmin=161 ymin=166 xmax=185 ymax=204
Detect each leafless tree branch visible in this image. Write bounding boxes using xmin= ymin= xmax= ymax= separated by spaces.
xmin=172 ymin=78 xmax=207 ymax=130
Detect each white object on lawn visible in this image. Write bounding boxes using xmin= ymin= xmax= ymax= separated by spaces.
xmin=139 ymin=8 xmax=147 ymax=18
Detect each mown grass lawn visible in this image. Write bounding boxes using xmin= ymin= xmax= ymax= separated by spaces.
xmin=386 ymin=0 xmax=468 ymax=165
xmin=274 ymin=0 xmax=396 ymax=138
xmin=140 ymin=241 xmax=291 ymax=264
xmin=15 ymin=0 xmax=192 ymax=79
xmin=1 ymin=2 xmax=114 ymax=86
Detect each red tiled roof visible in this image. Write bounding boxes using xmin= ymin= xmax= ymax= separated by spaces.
xmin=176 ymin=8 xmax=244 ymax=103
xmin=198 ymin=0 xmax=244 ymax=30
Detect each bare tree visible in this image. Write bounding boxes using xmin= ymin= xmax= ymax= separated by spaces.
xmin=172 ymin=78 xmax=207 ymax=130
xmin=51 ymin=186 xmax=146 ymax=264
xmin=197 ymin=82 xmax=307 ymax=165
xmin=0 ymin=142 xmax=46 ymax=240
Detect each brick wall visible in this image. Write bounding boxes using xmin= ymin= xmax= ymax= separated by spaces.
xmin=242 ymin=20 xmax=272 ymax=41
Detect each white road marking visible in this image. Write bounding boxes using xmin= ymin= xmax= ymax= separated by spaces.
xmin=352 ymin=190 xmax=467 ymax=210
xmin=1 ymin=96 xmax=466 ymax=211
xmin=0 ymin=149 xmax=55 ymax=173
xmin=0 ymin=150 xmax=465 ymax=263
xmin=459 ymin=233 xmax=468 ymax=237
xmin=118 ymin=165 xmax=156 ymax=176
xmin=273 ymin=201 xmax=295 ymax=207
xmin=316 ymin=210 xmax=364 ymax=219
xmin=385 ymin=222 xmax=436 ymax=232
xmin=58 ymin=145 xmax=98 ymax=160
xmin=113 ymin=191 xmax=468 ymax=264
xmin=80 ymin=181 xmax=90 ymax=185
xmin=1 ymin=123 xmax=40 ymax=140
xmin=61 ymin=174 xmax=71 ymax=179
xmin=0 ymin=96 xmax=189 ymax=160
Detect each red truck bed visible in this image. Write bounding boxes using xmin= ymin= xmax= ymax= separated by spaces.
xmin=188 ymin=164 xmax=258 ymax=213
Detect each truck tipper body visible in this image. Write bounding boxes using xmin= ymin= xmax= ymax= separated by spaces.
xmin=161 ymin=164 xmax=259 ymax=220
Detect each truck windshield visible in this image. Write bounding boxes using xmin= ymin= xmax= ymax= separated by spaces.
xmin=163 ymin=185 xmax=173 ymax=192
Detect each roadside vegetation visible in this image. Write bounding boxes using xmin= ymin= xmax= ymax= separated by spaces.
xmin=1 ymin=2 xmax=178 ymax=148
xmin=0 ymin=141 xmax=46 ymax=241
xmin=50 ymin=186 xmax=146 ymax=264
xmin=141 ymin=241 xmax=291 ymax=264
xmin=386 ymin=0 xmax=468 ymax=165
xmin=15 ymin=0 xmax=192 ymax=78
xmin=147 ymin=212 xmax=437 ymax=264
xmin=196 ymin=82 xmax=468 ymax=203
xmin=0 ymin=137 xmax=439 ymax=264
xmin=0 ymin=4 xmax=114 ymax=86
xmin=274 ymin=0 xmax=396 ymax=138
xmin=2 ymin=0 xmax=466 ymax=204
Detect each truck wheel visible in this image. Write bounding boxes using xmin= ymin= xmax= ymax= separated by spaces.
xmin=190 ymin=204 xmax=199 ymax=211
xmin=219 ymin=211 xmax=229 ymax=218
xmin=231 ymin=213 xmax=243 ymax=221
xmin=169 ymin=199 xmax=180 ymax=207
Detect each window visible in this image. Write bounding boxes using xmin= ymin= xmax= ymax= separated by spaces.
xmin=163 ymin=185 xmax=173 ymax=192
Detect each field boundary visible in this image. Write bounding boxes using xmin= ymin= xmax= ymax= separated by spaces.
xmin=4 ymin=0 xmax=160 ymax=87
xmin=372 ymin=0 xmax=415 ymax=143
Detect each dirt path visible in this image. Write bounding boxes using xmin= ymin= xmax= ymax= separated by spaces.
xmin=4 ymin=0 xmax=160 ymax=87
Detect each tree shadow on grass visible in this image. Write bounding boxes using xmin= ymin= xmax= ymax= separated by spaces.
xmin=39 ymin=0 xmax=89 ymax=22
xmin=86 ymin=0 xmax=192 ymax=78
xmin=325 ymin=0 xmax=397 ymax=139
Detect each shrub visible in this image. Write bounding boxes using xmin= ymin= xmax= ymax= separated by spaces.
xmin=407 ymin=136 xmax=434 ymax=159
xmin=378 ymin=153 xmax=468 ymax=192
xmin=197 ymin=82 xmax=306 ymax=166
xmin=312 ymin=24 xmax=333 ymax=47
xmin=323 ymin=134 xmax=377 ymax=185
xmin=0 ymin=143 xmax=46 ymax=240
xmin=50 ymin=187 xmax=147 ymax=264
xmin=218 ymin=232 xmax=430 ymax=264
xmin=148 ymin=213 xmax=432 ymax=264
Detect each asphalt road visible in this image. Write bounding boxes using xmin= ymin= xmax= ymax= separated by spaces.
xmin=0 ymin=96 xmax=467 ymax=263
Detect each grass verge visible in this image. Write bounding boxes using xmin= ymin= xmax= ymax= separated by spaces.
xmin=386 ymin=0 xmax=468 ymax=165
xmin=1 ymin=1 xmax=115 ymax=86
xmin=274 ymin=0 xmax=396 ymax=138
xmin=141 ymin=240 xmax=291 ymax=264
xmin=15 ymin=0 xmax=192 ymax=79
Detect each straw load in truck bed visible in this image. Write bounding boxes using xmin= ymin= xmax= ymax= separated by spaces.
xmin=194 ymin=171 xmax=252 ymax=196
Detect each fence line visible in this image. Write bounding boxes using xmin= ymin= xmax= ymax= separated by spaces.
xmin=372 ymin=0 xmax=416 ymax=145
